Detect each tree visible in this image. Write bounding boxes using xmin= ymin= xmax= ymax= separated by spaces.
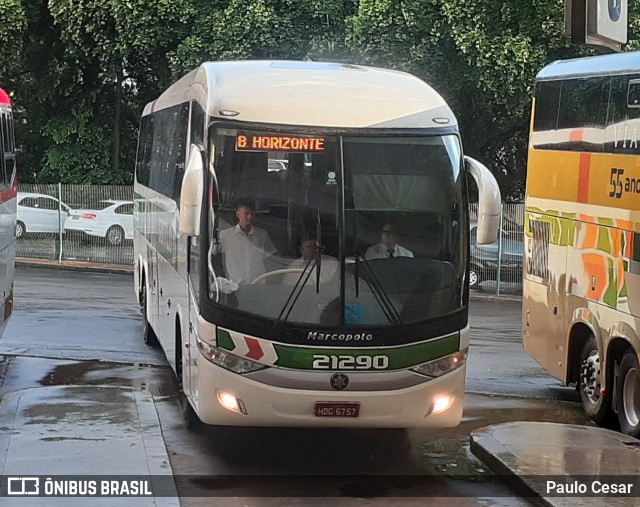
xmin=169 ymin=0 xmax=357 ymax=77
xmin=3 ymin=0 xmax=637 ymax=191
xmin=345 ymin=0 xmax=590 ymax=198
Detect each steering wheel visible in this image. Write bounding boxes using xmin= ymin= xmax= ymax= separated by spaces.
xmin=250 ymin=268 xmax=306 ymax=285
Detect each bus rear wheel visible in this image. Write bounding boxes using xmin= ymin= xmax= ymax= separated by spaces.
xmin=579 ymin=336 xmax=612 ymax=424
xmin=616 ymin=348 xmax=640 ymax=438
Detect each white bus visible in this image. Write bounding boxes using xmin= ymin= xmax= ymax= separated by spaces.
xmin=134 ymin=61 xmax=500 ymax=428
xmin=0 ymin=87 xmax=16 ymax=338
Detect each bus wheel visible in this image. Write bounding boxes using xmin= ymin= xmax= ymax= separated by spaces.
xmin=142 ymin=285 xmax=158 ymax=346
xmin=616 ymin=348 xmax=640 ymax=438
xmin=579 ymin=336 xmax=612 ymax=424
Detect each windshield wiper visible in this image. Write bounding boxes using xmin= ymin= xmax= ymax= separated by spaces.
xmin=315 ymin=206 xmax=322 ymax=294
xmin=269 ymin=248 xmax=321 ymax=339
xmin=269 ymin=207 xmax=325 ymax=338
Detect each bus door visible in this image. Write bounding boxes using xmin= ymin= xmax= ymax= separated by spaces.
xmin=185 ymin=236 xmax=201 ymax=396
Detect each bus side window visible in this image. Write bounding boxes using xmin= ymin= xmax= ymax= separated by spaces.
xmin=624 ymin=76 xmax=640 ymax=155
xmin=606 ymin=76 xmax=628 ymax=153
xmin=190 ymin=101 xmax=205 ymax=147
xmin=532 ymin=80 xmax=561 ymax=149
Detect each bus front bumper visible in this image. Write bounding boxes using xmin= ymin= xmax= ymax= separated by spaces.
xmin=194 ymin=364 xmax=465 ymax=428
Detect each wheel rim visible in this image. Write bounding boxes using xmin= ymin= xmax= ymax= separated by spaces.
xmin=108 ymin=227 xmax=122 ymax=245
xmin=469 ymin=270 xmax=478 ymax=286
xmin=581 ymin=350 xmax=602 ymax=405
xmin=16 ymin=222 xmax=24 ymax=237
xmin=622 ymin=366 xmax=640 ymax=428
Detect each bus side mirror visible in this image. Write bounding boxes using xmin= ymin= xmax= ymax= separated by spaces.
xmin=179 ymin=145 xmax=204 ymax=237
xmin=464 ymin=156 xmax=501 ymax=244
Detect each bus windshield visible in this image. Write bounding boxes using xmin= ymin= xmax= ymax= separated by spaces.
xmin=208 ymin=128 xmax=465 ymax=328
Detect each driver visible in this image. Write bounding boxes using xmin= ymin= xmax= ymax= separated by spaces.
xmin=285 ymin=234 xmax=338 ymax=285
xmin=216 ymin=200 xmax=276 ymax=284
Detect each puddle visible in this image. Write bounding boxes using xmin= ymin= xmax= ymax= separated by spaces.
xmin=36 ymin=359 xmax=175 ymax=397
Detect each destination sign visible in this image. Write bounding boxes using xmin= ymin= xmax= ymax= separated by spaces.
xmin=236 ymin=133 xmax=325 ymax=153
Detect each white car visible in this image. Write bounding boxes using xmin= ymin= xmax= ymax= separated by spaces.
xmin=65 ymin=200 xmax=133 ymax=246
xmin=17 ymin=192 xmax=72 ymax=238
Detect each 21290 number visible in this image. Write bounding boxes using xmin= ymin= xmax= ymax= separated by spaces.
xmin=311 ymin=354 xmax=389 ymax=370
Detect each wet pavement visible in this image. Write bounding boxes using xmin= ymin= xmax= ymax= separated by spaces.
xmin=471 ymin=422 xmax=640 ymax=506
xmin=4 ymin=261 xmax=640 ymax=505
xmin=0 ymin=383 xmax=179 ymax=506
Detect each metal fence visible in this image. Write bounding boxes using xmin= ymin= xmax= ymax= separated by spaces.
xmin=17 ymin=184 xmax=134 ymax=265
xmin=16 ymin=184 xmax=525 ymax=295
xmin=469 ymin=202 xmax=524 ymax=295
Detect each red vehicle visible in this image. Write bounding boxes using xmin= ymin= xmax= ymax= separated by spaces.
xmin=0 ymin=87 xmax=17 ymax=337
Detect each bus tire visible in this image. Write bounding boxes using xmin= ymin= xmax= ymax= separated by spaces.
xmin=142 ymin=284 xmax=158 ymax=346
xmin=616 ymin=348 xmax=640 ymax=438
xmin=579 ymin=336 xmax=612 ymax=424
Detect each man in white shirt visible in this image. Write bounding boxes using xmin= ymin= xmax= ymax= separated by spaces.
xmin=364 ymin=224 xmax=414 ymax=260
xmin=217 ymin=201 xmax=276 ymax=284
xmin=286 ymin=236 xmax=338 ymax=285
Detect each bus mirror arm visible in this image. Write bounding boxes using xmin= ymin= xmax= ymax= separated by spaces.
xmin=179 ymin=146 xmax=205 ymax=237
xmin=464 ymin=156 xmax=501 ymax=244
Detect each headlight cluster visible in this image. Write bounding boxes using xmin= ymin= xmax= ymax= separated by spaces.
xmin=411 ymin=348 xmax=468 ymax=378
xmin=197 ymin=339 xmax=266 ymax=374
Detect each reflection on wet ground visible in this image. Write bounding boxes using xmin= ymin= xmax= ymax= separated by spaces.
xmin=0 ymin=356 xmax=174 ymax=398
xmin=37 ymin=359 xmax=175 ymax=397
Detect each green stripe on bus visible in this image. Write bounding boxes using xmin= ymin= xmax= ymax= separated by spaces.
xmin=272 ymin=333 xmax=460 ymax=370
xmin=217 ymin=329 xmax=236 ymax=351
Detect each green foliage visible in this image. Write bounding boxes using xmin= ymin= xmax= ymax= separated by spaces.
xmin=345 ymin=0 xmax=592 ymax=198
xmin=0 ymin=0 xmax=26 ymax=83
xmin=2 ymin=0 xmax=638 ymax=193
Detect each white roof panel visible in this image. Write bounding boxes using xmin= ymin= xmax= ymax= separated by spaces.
xmin=146 ymin=60 xmax=457 ymax=129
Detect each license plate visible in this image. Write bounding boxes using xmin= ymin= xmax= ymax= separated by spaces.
xmin=314 ymin=402 xmax=360 ymax=417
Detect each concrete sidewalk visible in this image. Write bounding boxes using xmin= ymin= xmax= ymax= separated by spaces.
xmin=0 ymin=385 xmax=179 ymax=506
xmin=471 ymin=422 xmax=640 ymax=506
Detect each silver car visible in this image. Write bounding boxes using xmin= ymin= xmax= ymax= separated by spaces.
xmin=17 ymin=192 xmax=71 ymax=238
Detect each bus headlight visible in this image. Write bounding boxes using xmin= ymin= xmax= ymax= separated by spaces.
xmin=197 ymin=339 xmax=266 ymax=374
xmin=411 ymin=348 xmax=468 ymax=378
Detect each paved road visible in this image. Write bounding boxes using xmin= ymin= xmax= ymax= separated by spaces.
xmin=466 ymin=297 xmax=578 ymax=401
xmin=0 ymin=267 xmax=591 ymax=504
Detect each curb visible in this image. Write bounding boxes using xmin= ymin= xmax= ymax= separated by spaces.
xmin=470 ymin=422 xmax=640 ymax=507
xmin=16 ymin=257 xmax=133 ymax=275
xmin=469 ymin=430 xmax=549 ymax=505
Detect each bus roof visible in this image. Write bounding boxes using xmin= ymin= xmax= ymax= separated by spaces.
xmin=144 ymin=60 xmax=456 ymax=129
xmin=537 ymin=51 xmax=640 ymax=81
xmin=0 ymin=88 xmax=10 ymax=107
